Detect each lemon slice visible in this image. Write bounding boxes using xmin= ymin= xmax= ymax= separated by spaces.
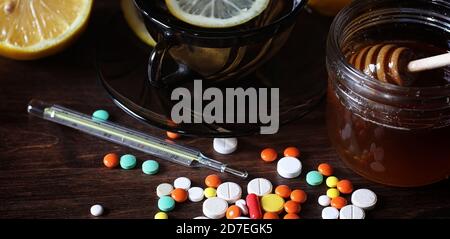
xmin=121 ymin=0 xmax=156 ymax=47
xmin=165 ymin=0 xmax=270 ymax=28
xmin=0 ymin=0 xmax=93 ymax=60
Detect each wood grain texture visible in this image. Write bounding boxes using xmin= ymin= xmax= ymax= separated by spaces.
xmin=0 ymin=1 xmax=448 ymax=219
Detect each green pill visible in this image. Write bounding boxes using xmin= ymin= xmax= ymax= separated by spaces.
xmin=306 ymin=170 xmax=323 ymax=186
xmin=142 ymin=160 xmax=159 ymax=175
xmin=120 ymin=154 xmax=137 ymax=170
xmin=92 ymin=109 xmax=109 ymax=121
xmin=158 ymin=196 xmax=175 ymax=212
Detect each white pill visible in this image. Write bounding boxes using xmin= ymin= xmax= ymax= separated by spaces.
xmin=90 ymin=204 xmax=104 ymax=217
xmin=217 ymin=182 xmax=242 ymax=203
xmin=174 ymin=177 xmax=191 ymax=190
xmin=156 ymin=183 xmax=174 ymax=197
xmin=247 ymin=178 xmax=273 ymax=196
xmin=351 ymin=189 xmax=377 ymax=210
xmin=277 ymin=157 xmax=302 ymax=179
xmin=235 ymin=199 xmax=249 ymax=215
xmin=188 ymin=187 xmax=204 ymax=202
xmin=339 ymin=205 xmax=365 ymax=219
xmin=213 ymin=138 xmax=238 ymax=154
xmin=322 ymin=207 xmax=339 ymax=219
xmin=194 ymin=216 xmax=209 ymax=219
xmin=235 ymin=217 xmax=250 ymax=219
xmin=203 ymin=197 xmax=228 ymax=219
xmin=318 ymin=195 xmax=331 ymax=207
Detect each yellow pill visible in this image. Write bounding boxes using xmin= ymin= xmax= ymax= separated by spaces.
xmin=261 ymin=194 xmax=285 ymax=213
xmin=154 ymin=212 xmax=168 ymax=219
xmin=327 ymin=188 xmax=340 ymax=199
xmin=326 ymin=176 xmax=339 ymax=188
xmin=204 ymin=187 xmax=217 ymax=198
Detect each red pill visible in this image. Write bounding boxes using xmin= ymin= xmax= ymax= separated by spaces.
xmin=246 ymin=193 xmax=263 ymax=219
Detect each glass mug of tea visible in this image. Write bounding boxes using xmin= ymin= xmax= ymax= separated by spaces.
xmin=134 ymin=0 xmax=306 ymax=86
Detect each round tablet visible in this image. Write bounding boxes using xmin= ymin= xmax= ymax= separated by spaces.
xmin=339 ymin=205 xmax=365 ymax=219
xmin=277 ymin=157 xmax=302 ymax=179
xmin=120 ymin=154 xmax=137 ymax=170
xmin=322 ymin=206 xmax=339 ymax=219
xmin=261 ymin=194 xmax=285 ymax=213
xmin=142 ymin=160 xmax=159 ymax=175
xmin=217 ymin=182 xmax=242 ymax=203
xmin=235 ymin=199 xmax=249 ymax=215
xmin=154 ymin=212 xmax=168 ymax=219
xmin=194 ymin=216 xmax=209 ymax=219
xmin=306 ymin=171 xmax=323 ymax=186
xmin=203 ymin=197 xmax=228 ymax=219
xmin=92 ymin=110 xmax=109 ymax=121
xmin=351 ymin=189 xmax=377 ymax=210
xmin=158 ymin=196 xmax=175 ymax=212
xmin=235 ymin=217 xmax=251 ymax=219
xmin=247 ymin=178 xmax=273 ymax=196
xmin=213 ymin=138 xmax=238 ymax=154
xmin=188 ymin=187 xmax=204 ymax=202
xmin=204 ymin=187 xmax=217 ymax=198
xmin=156 ymin=183 xmax=174 ymax=197
xmin=318 ymin=195 xmax=331 ymax=207
xmin=90 ymin=204 xmax=104 ymax=217
xmin=174 ymin=177 xmax=191 ymax=190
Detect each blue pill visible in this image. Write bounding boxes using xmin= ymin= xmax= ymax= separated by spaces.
xmin=158 ymin=196 xmax=175 ymax=212
xmin=306 ymin=170 xmax=323 ymax=186
xmin=142 ymin=160 xmax=159 ymax=175
xmin=92 ymin=110 xmax=109 ymax=121
xmin=120 ymin=154 xmax=137 ymax=170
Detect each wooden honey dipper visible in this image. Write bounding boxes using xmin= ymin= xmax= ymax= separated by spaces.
xmin=348 ymin=44 xmax=450 ymax=86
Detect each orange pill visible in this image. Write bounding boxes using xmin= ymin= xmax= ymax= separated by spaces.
xmin=331 ymin=196 xmax=347 ymax=209
xmin=284 ymin=200 xmax=301 ymax=214
xmin=166 ymin=131 xmax=181 ymax=140
xmin=205 ymin=174 xmax=221 ymax=188
xmin=284 ymin=213 xmax=300 ymax=219
xmin=103 ymin=153 xmax=119 ymax=169
xmin=263 ymin=212 xmax=279 ymax=219
xmin=283 ymin=147 xmax=300 ymax=158
xmin=261 ymin=148 xmax=278 ymax=162
xmin=275 ymin=185 xmax=292 ymax=199
xmin=337 ymin=179 xmax=353 ymax=194
xmin=226 ymin=205 xmax=241 ymax=219
xmin=171 ymin=188 xmax=188 ymax=203
xmin=318 ymin=163 xmax=334 ymax=176
xmin=290 ymin=189 xmax=307 ymax=204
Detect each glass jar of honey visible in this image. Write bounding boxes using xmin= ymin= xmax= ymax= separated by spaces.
xmin=326 ymin=0 xmax=450 ymax=187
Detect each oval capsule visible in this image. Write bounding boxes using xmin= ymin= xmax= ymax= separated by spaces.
xmin=246 ymin=193 xmax=262 ymax=219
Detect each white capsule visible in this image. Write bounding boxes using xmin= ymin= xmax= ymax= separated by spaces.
xmin=213 ymin=138 xmax=238 ymax=154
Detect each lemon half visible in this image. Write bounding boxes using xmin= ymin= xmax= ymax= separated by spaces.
xmin=121 ymin=0 xmax=156 ymax=47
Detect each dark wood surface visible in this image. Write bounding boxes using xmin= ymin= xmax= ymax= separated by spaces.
xmin=0 ymin=1 xmax=449 ymax=219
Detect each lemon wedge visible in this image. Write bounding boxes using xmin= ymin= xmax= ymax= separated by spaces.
xmin=121 ymin=0 xmax=156 ymax=47
xmin=165 ymin=0 xmax=270 ymax=28
xmin=0 ymin=0 xmax=93 ymax=60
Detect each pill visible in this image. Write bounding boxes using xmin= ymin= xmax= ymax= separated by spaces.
xmin=331 ymin=196 xmax=347 ymax=209
xmin=235 ymin=217 xmax=251 ymax=219
xmin=120 ymin=154 xmax=137 ymax=170
xmin=339 ymin=205 xmax=365 ymax=219
xmin=158 ymin=196 xmax=175 ymax=212
xmin=156 ymin=183 xmax=174 ymax=197
xmin=284 ymin=213 xmax=300 ymax=219
xmin=322 ymin=206 xmax=339 ymax=219
xmin=327 ymin=188 xmax=340 ymax=198
xmin=171 ymin=188 xmax=188 ymax=203
xmin=284 ymin=200 xmax=301 ymax=214
xmin=246 ymin=194 xmax=263 ymax=219
xmin=337 ymin=179 xmax=353 ymax=194
xmin=260 ymin=148 xmax=278 ymax=162
xmin=103 ymin=153 xmax=119 ymax=169
xmin=277 ymin=156 xmax=302 ymax=179
xmin=275 ymin=185 xmax=292 ymax=199
xmin=188 ymin=187 xmax=204 ymax=202
xmin=318 ymin=163 xmax=333 ymax=176
xmin=92 ymin=109 xmax=109 ymax=121
xmin=205 ymin=174 xmax=221 ymax=188
xmin=318 ymin=195 xmax=331 ymax=207
xmin=203 ymin=197 xmax=228 ymax=219
xmin=263 ymin=212 xmax=279 ymax=219
xmin=90 ymin=204 xmax=104 ymax=217
xmin=213 ymin=138 xmax=238 ymax=154
xmin=247 ymin=178 xmax=273 ymax=196
xmin=306 ymin=170 xmax=323 ymax=186
xmin=217 ymin=182 xmax=242 ymax=203
xmin=142 ymin=160 xmax=159 ymax=175
xmin=154 ymin=212 xmax=168 ymax=219
xmin=283 ymin=147 xmax=300 ymax=158
xmin=166 ymin=131 xmax=181 ymax=139
xmin=174 ymin=177 xmax=191 ymax=190
xmin=194 ymin=216 xmax=209 ymax=219
xmin=351 ymin=189 xmax=377 ymax=210
xmin=204 ymin=187 xmax=217 ymax=198
xmin=226 ymin=205 xmax=241 ymax=219
xmin=290 ymin=189 xmax=307 ymax=204
xmin=326 ymin=176 xmax=339 ymax=187
xmin=235 ymin=199 xmax=249 ymax=215
xmin=261 ymin=194 xmax=285 ymax=213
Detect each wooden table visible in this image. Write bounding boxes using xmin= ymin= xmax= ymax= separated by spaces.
xmin=0 ymin=1 xmax=448 ymax=219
